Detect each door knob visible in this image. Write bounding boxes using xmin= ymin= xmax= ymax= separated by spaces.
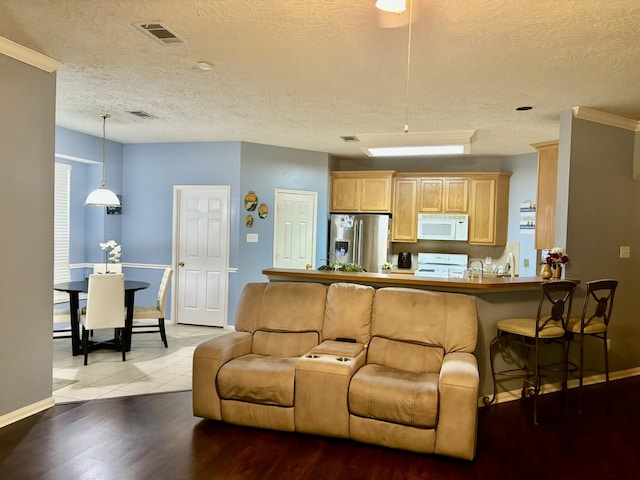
xmin=178 ymin=262 xmax=185 ymax=267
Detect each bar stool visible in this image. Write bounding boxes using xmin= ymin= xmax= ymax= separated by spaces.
xmin=483 ymin=280 xmax=576 ymax=425
xmin=566 ymin=279 xmax=618 ymax=413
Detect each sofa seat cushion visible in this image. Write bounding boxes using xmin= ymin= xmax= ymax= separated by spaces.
xmin=217 ymin=355 xmax=297 ymax=407
xmin=252 ymin=330 xmax=319 ymax=357
xmin=349 ymin=364 xmax=439 ymax=428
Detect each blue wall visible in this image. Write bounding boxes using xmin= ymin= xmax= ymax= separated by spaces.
xmin=236 ymin=142 xmax=330 ymax=314
xmin=122 ymin=141 xmax=242 ymax=314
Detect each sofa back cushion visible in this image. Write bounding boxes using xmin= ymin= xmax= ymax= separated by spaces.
xmin=371 ymin=287 xmax=477 ymax=354
xmin=322 ymin=282 xmax=374 ymax=344
xmin=367 ymin=336 xmax=445 ymax=373
xmin=235 ymin=282 xmax=327 ymax=334
xmin=252 ymin=330 xmax=320 ymax=357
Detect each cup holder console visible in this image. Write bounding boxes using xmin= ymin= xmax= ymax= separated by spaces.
xmin=335 ymin=357 xmax=351 ymax=362
xmin=305 ymin=354 xmax=321 ymax=359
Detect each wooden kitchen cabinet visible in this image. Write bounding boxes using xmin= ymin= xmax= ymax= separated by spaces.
xmin=443 ymin=178 xmax=469 ymax=212
xmin=418 ymin=177 xmax=469 ymax=213
xmin=468 ymin=173 xmax=511 ymax=245
xmin=532 ymin=140 xmax=558 ymax=249
xmin=330 ymin=171 xmax=395 ymax=212
xmin=391 ymin=177 xmax=418 ymax=242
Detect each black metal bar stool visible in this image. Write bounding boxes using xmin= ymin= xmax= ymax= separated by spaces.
xmin=566 ymin=279 xmax=618 ymax=413
xmin=483 ymin=280 xmax=576 ymax=425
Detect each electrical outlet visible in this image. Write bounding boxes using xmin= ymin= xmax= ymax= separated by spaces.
xmin=524 ymin=258 xmax=529 ymax=268
xmin=620 ymin=246 xmax=631 ymax=258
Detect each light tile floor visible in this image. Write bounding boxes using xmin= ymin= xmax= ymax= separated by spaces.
xmin=52 ymin=323 xmax=231 ymax=403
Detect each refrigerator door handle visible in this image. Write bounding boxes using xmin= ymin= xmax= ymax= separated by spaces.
xmin=352 ymin=219 xmax=358 ymax=265
xmin=357 ymin=219 xmax=363 ymax=266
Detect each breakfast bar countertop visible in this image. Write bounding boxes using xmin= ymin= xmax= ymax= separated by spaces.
xmin=261 ymin=268 xmax=574 ymax=294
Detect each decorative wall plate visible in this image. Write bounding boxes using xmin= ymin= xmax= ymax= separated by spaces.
xmin=245 ymin=214 xmax=254 ymax=228
xmin=258 ymin=203 xmax=268 ymax=219
xmin=244 ymin=191 xmax=258 ymax=211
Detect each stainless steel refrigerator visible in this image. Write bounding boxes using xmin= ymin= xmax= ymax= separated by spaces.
xmin=328 ymin=213 xmax=391 ymax=273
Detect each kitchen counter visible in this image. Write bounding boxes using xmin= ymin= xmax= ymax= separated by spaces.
xmin=261 ymin=268 xmax=566 ymax=294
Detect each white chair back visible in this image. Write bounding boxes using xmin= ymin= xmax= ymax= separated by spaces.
xmin=93 ymin=263 xmax=123 ymax=274
xmin=83 ymin=273 xmax=125 ymax=330
xmin=156 ymin=267 xmax=173 ymax=315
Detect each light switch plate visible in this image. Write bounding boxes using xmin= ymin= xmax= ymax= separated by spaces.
xmin=247 ymin=233 xmax=259 ymax=243
xmin=620 ymin=245 xmax=631 ymax=258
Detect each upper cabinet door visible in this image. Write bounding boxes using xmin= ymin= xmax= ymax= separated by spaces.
xmin=391 ymin=177 xmax=418 ymax=242
xmin=468 ymin=174 xmax=510 ymax=245
xmin=532 ymin=140 xmax=558 ymax=249
xmin=331 ymin=176 xmax=360 ymax=212
xmin=418 ymin=178 xmax=444 ymax=212
xmin=360 ymin=176 xmax=392 ymax=212
xmin=443 ymin=178 xmax=469 ymax=213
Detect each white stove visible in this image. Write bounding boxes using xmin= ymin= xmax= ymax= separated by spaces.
xmin=414 ymin=253 xmax=469 ymax=278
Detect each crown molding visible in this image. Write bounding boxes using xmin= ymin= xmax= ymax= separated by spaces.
xmin=572 ymin=106 xmax=640 ymax=132
xmin=0 ymin=36 xmax=61 ymax=73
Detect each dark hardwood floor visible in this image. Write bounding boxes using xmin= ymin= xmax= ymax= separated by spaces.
xmin=1 ymin=376 xmax=639 ymax=479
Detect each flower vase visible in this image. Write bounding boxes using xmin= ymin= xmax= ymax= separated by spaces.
xmin=552 ymin=263 xmax=562 ymax=279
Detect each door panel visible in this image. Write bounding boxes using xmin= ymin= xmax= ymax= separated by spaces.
xmin=274 ymin=189 xmax=317 ymax=269
xmin=175 ymin=186 xmax=230 ymax=327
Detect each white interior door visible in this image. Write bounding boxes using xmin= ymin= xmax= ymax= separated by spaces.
xmin=173 ymin=186 xmax=230 ymax=327
xmin=273 ymin=188 xmax=317 ymax=269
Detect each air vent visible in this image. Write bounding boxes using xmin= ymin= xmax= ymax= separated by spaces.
xmin=340 ymin=135 xmax=359 ymax=142
xmin=127 ymin=110 xmax=157 ymax=119
xmin=132 ymin=22 xmax=187 ymax=46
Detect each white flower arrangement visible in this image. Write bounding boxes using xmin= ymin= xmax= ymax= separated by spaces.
xmin=100 ymin=240 xmax=122 ymax=263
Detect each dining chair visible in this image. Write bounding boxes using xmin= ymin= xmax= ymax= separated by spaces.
xmin=93 ymin=263 xmax=123 ymax=274
xmin=80 ymin=273 xmax=126 ymax=365
xmin=566 ymin=279 xmax=618 ymax=413
xmin=483 ymin=280 xmax=576 ymax=425
xmin=132 ymin=267 xmax=173 ymax=347
xmin=53 ymin=307 xmax=72 ymax=339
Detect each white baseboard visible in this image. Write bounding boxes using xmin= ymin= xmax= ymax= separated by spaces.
xmin=478 ymin=367 xmax=640 ymax=407
xmin=0 ymin=397 xmax=55 ymax=429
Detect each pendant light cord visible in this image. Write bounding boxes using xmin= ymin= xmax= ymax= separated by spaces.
xmin=100 ymin=113 xmax=110 ymax=187
xmin=404 ymin=0 xmax=414 ymax=133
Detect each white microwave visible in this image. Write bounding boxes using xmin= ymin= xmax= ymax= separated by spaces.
xmin=417 ymin=214 xmax=469 ymax=241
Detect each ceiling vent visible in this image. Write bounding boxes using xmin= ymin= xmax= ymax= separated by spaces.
xmin=127 ymin=110 xmax=157 ymax=119
xmin=132 ymin=22 xmax=187 ymax=46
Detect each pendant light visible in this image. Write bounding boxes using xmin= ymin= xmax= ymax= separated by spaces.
xmin=375 ymin=0 xmax=406 ymax=14
xmin=84 ymin=113 xmax=120 ymax=207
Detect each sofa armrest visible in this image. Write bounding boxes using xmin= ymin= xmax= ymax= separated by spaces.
xmin=434 ymin=352 xmax=480 ymax=461
xmin=192 ymin=331 xmax=252 ymax=420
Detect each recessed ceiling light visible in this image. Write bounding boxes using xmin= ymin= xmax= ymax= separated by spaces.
xmin=516 ymin=106 xmax=533 ymax=111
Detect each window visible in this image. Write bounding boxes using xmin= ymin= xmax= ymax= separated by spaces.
xmin=54 ymin=163 xmax=71 ymax=303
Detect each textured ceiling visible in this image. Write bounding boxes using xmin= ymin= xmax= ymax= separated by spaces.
xmin=2 ymin=0 xmax=640 ymax=157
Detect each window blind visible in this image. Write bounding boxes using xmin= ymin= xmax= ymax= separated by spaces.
xmin=54 ymin=163 xmax=71 ymax=303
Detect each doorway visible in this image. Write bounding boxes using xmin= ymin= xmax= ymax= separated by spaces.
xmin=172 ymin=186 xmax=230 ymax=327
xmin=273 ymin=188 xmax=317 ymax=269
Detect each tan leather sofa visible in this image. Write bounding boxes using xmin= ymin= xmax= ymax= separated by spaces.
xmin=193 ymin=281 xmax=479 ymax=460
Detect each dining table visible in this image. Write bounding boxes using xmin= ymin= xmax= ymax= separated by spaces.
xmin=53 ymin=279 xmax=150 ymax=356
